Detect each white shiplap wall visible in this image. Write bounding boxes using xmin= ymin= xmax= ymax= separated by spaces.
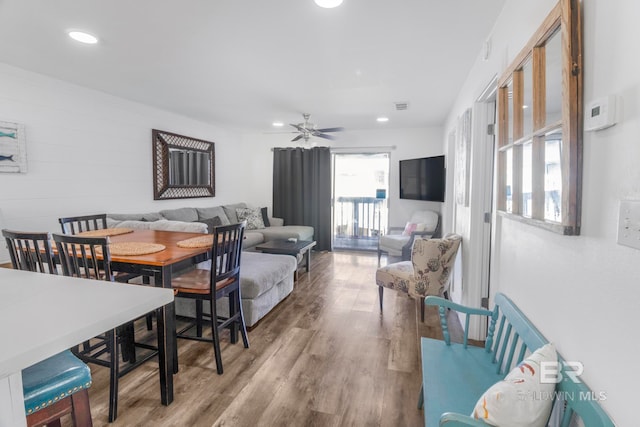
xmin=0 ymin=63 xmax=247 ymax=263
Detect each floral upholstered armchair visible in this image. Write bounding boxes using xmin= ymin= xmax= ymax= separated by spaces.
xmin=375 ymin=233 xmax=461 ymax=322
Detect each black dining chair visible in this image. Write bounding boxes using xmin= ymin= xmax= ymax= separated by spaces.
xmin=58 ymin=213 xmax=108 ymax=235
xmin=59 ymin=213 xmax=154 ymax=330
xmin=52 ymin=233 xmax=157 ymax=423
xmin=2 ymin=229 xmax=94 ymax=427
xmin=171 ymin=221 xmax=249 ymax=374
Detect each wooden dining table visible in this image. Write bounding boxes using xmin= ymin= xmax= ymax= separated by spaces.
xmin=102 ymin=229 xmax=213 ymax=404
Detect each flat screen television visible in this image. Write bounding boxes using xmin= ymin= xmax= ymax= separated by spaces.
xmin=399 ymin=155 xmax=446 ymax=202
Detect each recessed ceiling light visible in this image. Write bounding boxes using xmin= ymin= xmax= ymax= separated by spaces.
xmin=314 ymin=0 xmax=343 ymax=8
xmin=272 ymin=122 xmax=284 ymax=127
xmin=377 ymin=117 xmax=389 ymax=123
xmin=68 ymin=31 xmax=98 ymax=44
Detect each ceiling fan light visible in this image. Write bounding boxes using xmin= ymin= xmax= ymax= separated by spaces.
xmin=68 ymin=31 xmax=98 ymax=44
xmin=272 ymin=121 xmax=284 ymax=127
xmin=314 ymin=0 xmax=343 ymax=8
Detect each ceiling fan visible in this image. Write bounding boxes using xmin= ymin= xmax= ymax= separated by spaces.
xmin=287 ymin=113 xmax=344 ymax=142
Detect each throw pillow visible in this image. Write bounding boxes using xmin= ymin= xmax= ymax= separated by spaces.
xmin=402 ymin=222 xmax=418 ymax=236
xmin=223 ymin=203 xmax=248 ymax=224
xmin=236 ymin=207 xmax=266 ymax=230
xmin=261 ymin=207 xmax=271 ymax=227
xmin=471 ymin=343 xmax=558 ymax=427
xmin=196 ymin=206 xmax=231 ymax=225
xmin=200 ymin=216 xmax=222 ymax=234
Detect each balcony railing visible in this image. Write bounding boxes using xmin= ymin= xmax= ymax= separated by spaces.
xmin=334 ymin=196 xmax=386 ymax=251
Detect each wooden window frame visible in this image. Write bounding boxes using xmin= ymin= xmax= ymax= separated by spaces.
xmin=497 ymin=0 xmax=582 ymax=235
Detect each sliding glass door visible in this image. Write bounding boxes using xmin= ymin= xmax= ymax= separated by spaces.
xmin=332 ymin=152 xmax=389 ymax=251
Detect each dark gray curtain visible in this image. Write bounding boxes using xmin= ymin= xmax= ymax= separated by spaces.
xmin=273 ymin=147 xmax=332 ymax=251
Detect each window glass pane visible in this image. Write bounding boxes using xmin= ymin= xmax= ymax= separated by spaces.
xmin=545 ymin=29 xmax=562 ymax=125
xmin=522 ymin=142 xmax=533 ymax=217
xmin=522 ymin=59 xmax=533 ymax=135
xmin=507 ymin=80 xmax=514 ymax=144
xmin=544 ymin=130 xmax=562 ymax=222
xmin=505 ymin=148 xmax=513 ymax=213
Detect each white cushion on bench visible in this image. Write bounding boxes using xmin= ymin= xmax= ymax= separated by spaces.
xmin=472 ymin=343 xmax=557 ymax=427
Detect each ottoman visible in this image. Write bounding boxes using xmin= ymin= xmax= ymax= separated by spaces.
xmin=175 ymin=251 xmax=297 ymax=327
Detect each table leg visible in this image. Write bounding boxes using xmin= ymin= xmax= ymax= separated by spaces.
xmin=154 ymin=267 xmax=176 ymax=407
xmin=0 ymin=373 xmax=27 ymax=427
xmin=159 ymin=268 xmax=179 ymax=375
xmin=155 ymin=302 xmax=174 ymax=406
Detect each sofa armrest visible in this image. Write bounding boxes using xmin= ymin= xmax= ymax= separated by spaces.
xmin=269 ymin=217 xmax=284 ymax=227
xmin=384 ymin=226 xmax=404 ymax=235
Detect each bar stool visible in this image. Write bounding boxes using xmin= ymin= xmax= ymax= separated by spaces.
xmin=23 ymin=352 xmax=93 ymax=427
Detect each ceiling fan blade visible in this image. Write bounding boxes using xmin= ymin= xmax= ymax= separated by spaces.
xmin=316 ymin=127 xmax=344 ymax=133
xmin=290 ymin=123 xmax=305 ymax=132
xmin=263 ymin=131 xmax=300 ymax=134
xmin=291 ymin=134 xmax=304 ymax=142
xmin=313 ymin=132 xmax=337 ymax=140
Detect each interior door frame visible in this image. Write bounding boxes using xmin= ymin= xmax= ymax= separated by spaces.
xmin=466 ymin=76 xmax=497 ymax=340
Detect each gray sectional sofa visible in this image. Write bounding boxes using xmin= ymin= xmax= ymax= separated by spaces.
xmin=106 ymin=202 xmax=314 ymax=249
xmin=107 ymin=202 xmax=314 ymax=327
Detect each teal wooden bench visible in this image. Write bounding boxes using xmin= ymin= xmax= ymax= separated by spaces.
xmin=418 ymin=293 xmax=614 ymax=427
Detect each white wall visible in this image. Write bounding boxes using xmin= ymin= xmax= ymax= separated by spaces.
xmin=444 ymin=0 xmax=640 ymax=424
xmin=241 ymin=126 xmax=444 ymax=227
xmin=0 ymin=63 xmax=249 ymax=263
xmin=0 ymin=61 xmax=444 ymax=266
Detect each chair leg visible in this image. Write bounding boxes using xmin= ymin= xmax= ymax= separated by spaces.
xmin=143 ymin=276 xmax=154 ymax=331
xmin=228 ymin=294 xmax=238 ymax=344
xmin=121 ymin=322 xmax=136 ymax=364
xmin=195 ymin=299 xmax=203 ymax=337
xmin=235 ymin=290 xmax=249 ymax=349
xmin=377 ymin=250 xmax=382 ymax=267
xmin=70 ymin=388 xmax=93 ymax=427
xmin=145 ymin=313 xmax=154 ymax=331
xmin=107 ymin=329 xmax=119 ymax=423
xmin=420 ymin=299 xmax=425 ymax=323
xmin=209 ymin=297 xmax=224 ymax=375
xmin=378 ymin=286 xmax=384 ymax=313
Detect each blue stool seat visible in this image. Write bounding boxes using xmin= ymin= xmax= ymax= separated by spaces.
xmin=22 ymin=350 xmax=92 ymax=415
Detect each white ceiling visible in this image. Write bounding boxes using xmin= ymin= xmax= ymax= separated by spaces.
xmin=0 ymin=0 xmax=506 ymax=133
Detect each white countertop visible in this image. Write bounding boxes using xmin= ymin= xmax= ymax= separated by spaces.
xmin=0 ymin=267 xmax=174 ymax=426
xmin=0 ymin=268 xmax=174 ymax=377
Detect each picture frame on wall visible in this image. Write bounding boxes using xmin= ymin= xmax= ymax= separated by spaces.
xmin=0 ymin=121 xmax=27 ymax=173
xmin=152 ymin=129 xmax=215 ymax=200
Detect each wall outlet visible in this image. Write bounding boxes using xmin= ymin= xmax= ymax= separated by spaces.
xmin=617 ymin=200 xmax=640 ymax=250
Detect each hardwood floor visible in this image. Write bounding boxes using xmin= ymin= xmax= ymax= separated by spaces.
xmin=66 ymin=251 xmax=461 ymax=427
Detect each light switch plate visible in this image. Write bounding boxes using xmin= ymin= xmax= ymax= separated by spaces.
xmin=617 ymin=200 xmax=640 ymax=250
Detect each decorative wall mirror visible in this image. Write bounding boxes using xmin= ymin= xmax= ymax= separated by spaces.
xmin=496 ymin=0 xmax=582 ymax=235
xmin=152 ymin=129 xmax=215 ymax=200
